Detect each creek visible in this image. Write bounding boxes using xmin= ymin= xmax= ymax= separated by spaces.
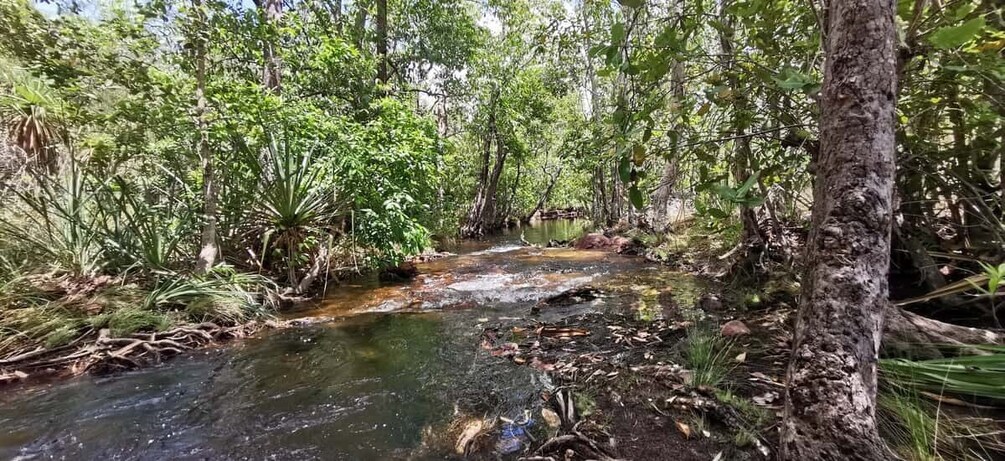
xmin=0 ymin=219 xmax=705 ymax=460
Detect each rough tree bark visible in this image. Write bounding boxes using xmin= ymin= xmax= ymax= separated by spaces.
xmin=781 ymin=0 xmax=898 ymax=458
xmin=255 ymin=0 xmax=282 ymax=92
xmin=192 ymin=0 xmax=218 ymax=274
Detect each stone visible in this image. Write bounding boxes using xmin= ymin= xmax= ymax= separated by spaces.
xmin=720 ymin=320 xmax=751 ymax=337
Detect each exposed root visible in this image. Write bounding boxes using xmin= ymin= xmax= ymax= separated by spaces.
xmin=883 ymin=304 xmax=1003 ymax=359
xmin=525 ymin=422 xmax=624 ymax=461
xmin=0 ymin=320 xmax=275 ymax=383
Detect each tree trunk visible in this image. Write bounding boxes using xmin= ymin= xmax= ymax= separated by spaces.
xmin=256 ymin=0 xmax=282 ymax=92
xmin=352 ymin=0 xmax=370 ymax=49
xmin=579 ymin=0 xmax=609 ymax=226
xmin=332 ymin=0 xmax=343 ymax=33
xmin=192 ymin=0 xmax=218 ymax=274
xmin=461 ymin=92 xmax=503 ymax=237
xmin=717 ymin=0 xmax=765 ymax=247
xmin=524 ymin=165 xmax=563 ymax=223
xmin=781 ymin=0 xmax=898 ymax=457
xmin=648 ymin=47 xmax=683 ymax=231
xmin=376 ymin=0 xmax=388 ymax=85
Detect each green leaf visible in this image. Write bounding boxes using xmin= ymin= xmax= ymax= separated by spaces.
xmin=629 ymin=185 xmax=644 ymax=209
xmin=774 ymin=69 xmax=818 ymax=91
xmin=708 ymin=208 xmax=730 ymax=219
xmin=930 ymin=17 xmax=986 ymax=49
xmin=618 ymin=0 xmax=645 ymax=8
xmin=736 ymin=171 xmax=761 ymax=197
xmin=632 ymin=144 xmax=646 ymax=166
xmin=618 ymin=156 xmax=632 ymax=183
xmin=611 ymin=22 xmax=626 ymax=45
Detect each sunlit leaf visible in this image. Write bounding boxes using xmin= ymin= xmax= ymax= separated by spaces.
xmin=930 ymin=17 xmax=986 ymax=49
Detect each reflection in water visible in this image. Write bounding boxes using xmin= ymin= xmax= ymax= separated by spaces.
xmin=0 ymin=218 xmax=707 ymax=460
xmin=0 ymin=314 xmax=539 ymax=460
xmin=440 ymin=218 xmax=592 ymax=254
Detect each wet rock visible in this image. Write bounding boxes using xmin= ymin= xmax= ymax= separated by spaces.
xmin=574 ymin=233 xmax=613 ymax=250
xmin=720 ymin=320 xmax=751 ymax=337
xmin=379 ymin=261 xmax=419 ymax=281
xmin=697 ymin=294 xmax=723 ymax=311
xmin=534 ymin=286 xmax=601 ymax=310
xmin=573 ymin=233 xmax=640 ymax=254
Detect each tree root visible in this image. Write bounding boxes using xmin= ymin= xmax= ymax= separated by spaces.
xmin=0 ymin=320 xmax=272 ymax=383
xmin=524 ymin=422 xmax=624 ymax=461
xmin=883 ymin=304 xmax=1002 ymax=359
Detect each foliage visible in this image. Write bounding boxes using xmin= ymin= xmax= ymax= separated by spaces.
xmin=881 ymin=348 xmax=1005 ymax=402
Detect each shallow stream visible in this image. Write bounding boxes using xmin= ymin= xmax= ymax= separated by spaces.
xmin=0 ymin=219 xmax=705 ymax=460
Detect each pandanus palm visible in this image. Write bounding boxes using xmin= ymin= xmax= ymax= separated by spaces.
xmin=1 ymin=73 xmax=63 ymax=173
xmin=253 ymin=144 xmax=344 ymax=290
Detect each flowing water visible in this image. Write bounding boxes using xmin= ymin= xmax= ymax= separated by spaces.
xmin=0 ymin=219 xmax=705 ymax=460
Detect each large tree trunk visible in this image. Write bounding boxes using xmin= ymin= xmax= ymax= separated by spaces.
xmin=781 ymin=0 xmax=898 ymax=457
xmin=192 ymin=0 xmax=218 ymax=274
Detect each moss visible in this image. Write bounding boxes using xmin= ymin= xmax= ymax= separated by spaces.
xmin=573 ymin=391 xmax=598 ymax=418
xmin=715 ymin=390 xmax=770 ymax=427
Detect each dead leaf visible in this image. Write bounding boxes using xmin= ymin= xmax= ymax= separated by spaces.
xmin=752 ymin=392 xmax=779 ymax=406
xmin=675 ymin=420 xmax=692 ymax=439
xmin=734 ymin=352 xmax=747 ymax=363
xmin=541 ymin=408 xmax=561 ymax=428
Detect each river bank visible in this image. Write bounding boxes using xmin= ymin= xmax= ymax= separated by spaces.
xmin=3 ymin=219 xmax=1002 ymax=460
xmin=0 ymin=219 xmax=721 ymax=458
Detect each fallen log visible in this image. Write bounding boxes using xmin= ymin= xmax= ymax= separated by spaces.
xmin=883 ymin=304 xmax=1002 ymax=359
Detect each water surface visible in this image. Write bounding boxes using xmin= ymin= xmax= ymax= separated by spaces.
xmin=0 ymin=219 xmax=704 ymax=460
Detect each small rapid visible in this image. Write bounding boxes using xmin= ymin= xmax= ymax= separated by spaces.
xmin=0 ymin=219 xmax=705 ymax=460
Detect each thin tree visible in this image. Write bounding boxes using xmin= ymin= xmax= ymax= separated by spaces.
xmin=376 ymin=0 xmax=388 ymax=85
xmin=192 ymin=0 xmax=218 ymax=274
xmin=781 ymin=0 xmax=898 ymax=457
xmin=254 ymin=0 xmax=282 ymax=93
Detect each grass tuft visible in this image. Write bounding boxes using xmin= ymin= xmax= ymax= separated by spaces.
xmin=682 ymin=322 xmax=734 ymax=388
